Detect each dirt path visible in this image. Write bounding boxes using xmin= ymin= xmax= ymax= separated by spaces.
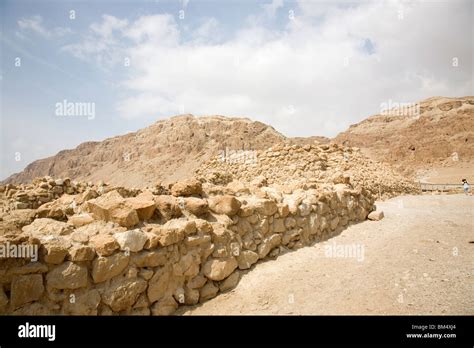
xmin=179 ymin=194 xmax=474 ymax=315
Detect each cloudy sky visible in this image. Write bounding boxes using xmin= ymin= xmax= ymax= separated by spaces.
xmin=0 ymin=0 xmax=472 ymax=179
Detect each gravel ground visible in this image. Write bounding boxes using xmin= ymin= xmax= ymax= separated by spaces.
xmin=179 ymin=194 xmax=474 ymax=315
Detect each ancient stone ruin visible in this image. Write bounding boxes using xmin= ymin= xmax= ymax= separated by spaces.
xmin=0 ymin=143 xmax=418 ymax=315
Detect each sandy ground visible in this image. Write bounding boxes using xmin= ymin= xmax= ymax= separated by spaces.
xmin=416 ymin=162 xmax=474 ymax=184
xmin=179 ymin=194 xmax=474 ymax=315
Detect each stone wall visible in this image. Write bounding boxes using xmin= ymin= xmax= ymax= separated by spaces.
xmin=196 ymin=143 xmax=420 ymax=199
xmin=0 ymin=176 xmax=142 ymax=213
xmin=0 ymin=179 xmax=374 ymax=315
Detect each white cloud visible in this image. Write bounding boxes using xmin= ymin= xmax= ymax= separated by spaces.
xmin=64 ymin=0 xmax=472 ymax=137
xmin=90 ymin=14 xmax=128 ymax=39
xmin=124 ymin=14 xmax=178 ymax=45
xmin=17 ymin=15 xmax=71 ymax=38
xmin=62 ymin=14 xmax=129 ymax=68
xmin=190 ymin=17 xmax=220 ymax=43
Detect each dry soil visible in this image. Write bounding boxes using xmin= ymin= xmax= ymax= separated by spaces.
xmin=179 ymin=194 xmax=474 ymax=315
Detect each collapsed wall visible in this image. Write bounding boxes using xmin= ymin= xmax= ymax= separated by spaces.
xmin=196 ymin=143 xmax=420 ymax=199
xmin=0 ymin=177 xmax=374 ymax=315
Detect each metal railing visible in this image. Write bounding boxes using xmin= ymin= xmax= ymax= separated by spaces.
xmin=419 ymin=183 xmax=464 ymax=192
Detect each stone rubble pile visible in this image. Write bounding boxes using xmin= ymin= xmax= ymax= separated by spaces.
xmin=0 ymin=176 xmax=142 ymax=213
xmin=196 ymin=143 xmax=420 ymax=199
xmin=0 ymin=177 xmax=374 ymax=315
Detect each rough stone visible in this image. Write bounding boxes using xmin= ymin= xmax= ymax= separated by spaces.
xmin=183 ymin=197 xmax=208 ymax=216
xmin=258 ymin=234 xmax=282 ymax=258
xmin=199 ymin=281 xmax=219 ymax=302
xmin=68 ymin=213 xmax=94 ymax=228
xmin=114 ymin=229 xmax=148 ymax=252
xmin=236 ymin=250 xmax=259 ymax=270
xmin=154 ymin=195 xmax=182 ymax=220
xmin=368 ymin=210 xmax=384 ymax=221
xmin=92 ymin=253 xmax=129 ymax=283
xmin=101 ymin=277 xmax=148 ymax=312
xmin=202 ymin=257 xmax=238 ymax=281
xmin=219 ymin=271 xmax=240 ymax=292
xmin=46 ymin=262 xmax=88 ymax=290
xmin=89 ymin=234 xmax=119 ymax=257
xmin=171 ymin=178 xmax=203 ymax=197
xmin=10 ymin=274 xmax=44 ymax=309
xmin=208 ymin=195 xmax=241 ymax=216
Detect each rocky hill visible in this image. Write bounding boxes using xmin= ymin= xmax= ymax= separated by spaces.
xmin=334 ymin=96 xmax=474 ymax=181
xmin=4 ymin=96 xmax=472 ymax=188
xmin=2 ymin=115 xmax=289 ymax=188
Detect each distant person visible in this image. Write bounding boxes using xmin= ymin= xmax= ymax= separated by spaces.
xmin=462 ymin=179 xmax=470 ymax=195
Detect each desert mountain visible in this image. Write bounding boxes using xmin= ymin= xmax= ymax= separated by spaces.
xmin=3 ymin=115 xmax=324 ymax=188
xmin=4 ymin=96 xmax=472 ymax=188
xmin=334 ymin=96 xmax=474 ymax=182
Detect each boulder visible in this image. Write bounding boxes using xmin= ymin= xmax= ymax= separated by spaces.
xmin=187 ymin=274 xmax=207 ymax=289
xmin=150 ymin=295 xmax=178 ymax=315
xmin=101 ymin=277 xmax=148 ymax=312
xmin=236 ymin=250 xmax=259 ymax=270
xmin=132 ymin=250 xmax=168 ymax=268
xmin=183 ymin=287 xmax=200 ymax=305
xmin=114 ymin=229 xmax=148 ymax=252
xmin=68 ymin=213 xmax=95 ymax=227
xmin=258 ymin=234 xmax=282 ymax=258
xmin=88 ymin=234 xmax=119 ymax=257
xmin=42 ymin=238 xmax=70 ymax=264
xmin=10 ymin=274 xmax=44 ymax=309
xmin=202 ymin=257 xmax=238 ymax=281
xmin=61 ymin=289 xmax=101 ymax=315
xmin=199 ymin=282 xmax=219 ymax=302
xmin=183 ymin=197 xmax=208 ymax=216
xmin=171 ymin=178 xmax=202 ymax=197
xmin=253 ymin=199 xmax=278 ymax=216
xmin=22 ymin=218 xmax=73 ymax=236
xmin=91 ymin=253 xmax=129 ymax=283
xmin=208 ymin=195 xmax=241 ymax=216
xmin=368 ymin=210 xmax=384 ymax=221
xmin=154 ymin=195 xmax=182 ymax=220
xmin=125 ymin=195 xmax=156 ymax=220
xmin=68 ymin=245 xmax=95 ymax=261
xmin=147 ymin=265 xmax=172 ymax=303
xmin=85 ymin=191 xmax=139 ymax=228
xmin=151 ymin=219 xmax=196 ymax=247
xmin=219 ymin=271 xmax=240 ymax=292
xmin=46 ymin=262 xmax=88 ymax=290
